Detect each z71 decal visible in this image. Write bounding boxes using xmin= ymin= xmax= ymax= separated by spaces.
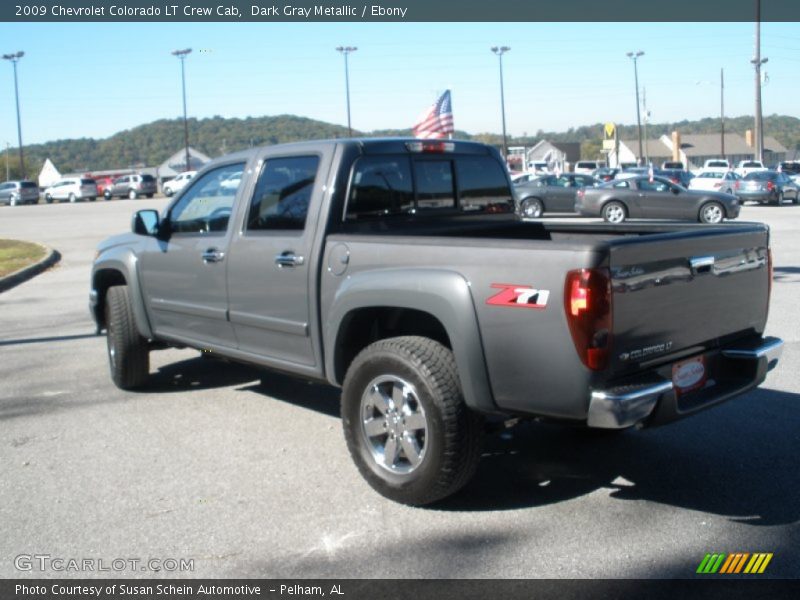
xmin=486 ymin=284 xmax=550 ymax=309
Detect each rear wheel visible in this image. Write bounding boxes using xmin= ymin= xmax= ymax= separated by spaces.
xmin=520 ymin=197 xmax=544 ymax=218
xmin=602 ymin=201 xmax=627 ymax=223
xmin=105 ymin=285 xmax=150 ymax=390
xmin=164 ymin=187 xmax=174 ymax=197
xmin=45 ymin=194 xmax=53 ymax=204
xmin=104 ymin=190 xmax=112 ymax=201
xmin=699 ymin=201 xmax=724 ymax=224
xmin=68 ymin=193 xmax=77 ymax=203
xmin=9 ymin=196 xmax=18 ymax=206
xmin=128 ymin=189 xmax=138 ymax=200
xmin=342 ymin=336 xmax=483 ymax=505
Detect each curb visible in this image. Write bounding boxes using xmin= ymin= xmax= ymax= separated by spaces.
xmin=0 ymin=243 xmax=61 ymax=294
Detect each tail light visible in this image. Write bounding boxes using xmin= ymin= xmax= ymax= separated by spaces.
xmin=406 ymin=141 xmax=455 ymax=153
xmin=671 ymin=177 xmax=679 ymax=184
xmin=576 ymin=188 xmax=585 ymax=200
xmin=767 ymin=181 xmax=775 ymax=191
xmin=735 ymin=181 xmax=741 ymax=191
xmin=564 ymin=269 xmax=612 ymax=371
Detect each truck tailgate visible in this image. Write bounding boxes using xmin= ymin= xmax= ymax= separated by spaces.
xmin=608 ymin=224 xmax=770 ymax=376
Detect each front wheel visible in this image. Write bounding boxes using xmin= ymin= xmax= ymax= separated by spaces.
xmin=45 ymin=194 xmax=53 ymax=204
xmin=68 ymin=193 xmax=77 ymax=203
xmin=128 ymin=189 xmax=138 ymax=200
xmin=9 ymin=196 xmax=18 ymax=206
xmin=164 ymin=188 xmax=174 ymax=197
xmin=699 ymin=201 xmax=724 ymax=224
xmin=520 ymin=197 xmax=544 ymax=218
xmin=342 ymin=336 xmax=483 ymax=505
xmin=602 ymin=201 xmax=627 ymax=223
xmin=105 ymin=285 xmax=150 ymax=390
xmin=104 ymin=190 xmax=112 ymax=201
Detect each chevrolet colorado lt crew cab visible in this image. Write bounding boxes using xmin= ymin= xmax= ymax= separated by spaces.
xmin=90 ymin=139 xmax=783 ymax=505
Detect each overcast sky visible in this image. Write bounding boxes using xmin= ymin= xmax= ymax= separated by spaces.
xmin=1 ymin=21 xmax=798 ymax=146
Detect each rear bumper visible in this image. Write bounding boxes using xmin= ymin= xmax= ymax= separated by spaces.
xmin=588 ymin=336 xmax=783 ymax=429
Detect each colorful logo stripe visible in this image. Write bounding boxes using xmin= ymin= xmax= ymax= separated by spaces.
xmin=697 ymin=553 xmax=773 ymax=574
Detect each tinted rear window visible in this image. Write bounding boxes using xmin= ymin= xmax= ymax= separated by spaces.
xmin=744 ymin=172 xmax=771 ymax=180
xmin=346 ymin=154 xmax=512 ymax=219
xmin=20 ymin=181 xmax=37 ymax=188
xmin=742 ymin=162 xmax=762 ymax=168
xmin=81 ymin=178 xmax=96 ymax=185
xmin=141 ymin=174 xmax=155 ymax=182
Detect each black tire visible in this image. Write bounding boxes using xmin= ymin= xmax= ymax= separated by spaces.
xmin=128 ymin=189 xmax=138 ymax=200
xmin=602 ymin=201 xmax=627 ymax=223
xmin=88 ymin=196 xmax=96 ymax=202
xmin=45 ymin=194 xmax=53 ymax=204
xmin=164 ymin=188 xmax=174 ymax=197
xmin=342 ymin=336 xmax=483 ymax=505
xmin=146 ymin=193 xmax=154 ymax=199
xmin=520 ymin=197 xmax=544 ymax=218
xmin=699 ymin=201 xmax=725 ymax=224
xmin=105 ymin=285 xmax=149 ymax=390
xmin=104 ymin=190 xmax=112 ymax=201
xmin=777 ymin=191 xmax=784 ymax=206
xmin=68 ymin=193 xmax=77 ymax=203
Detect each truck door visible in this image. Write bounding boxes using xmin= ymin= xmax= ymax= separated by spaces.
xmin=225 ymin=150 xmax=329 ymax=371
xmin=138 ymin=160 xmax=246 ymax=349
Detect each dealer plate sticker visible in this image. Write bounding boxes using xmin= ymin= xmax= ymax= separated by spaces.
xmin=672 ymin=355 xmax=707 ymax=394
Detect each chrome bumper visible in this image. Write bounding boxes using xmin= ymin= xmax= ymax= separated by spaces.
xmin=588 ymin=337 xmax=783 ymax=429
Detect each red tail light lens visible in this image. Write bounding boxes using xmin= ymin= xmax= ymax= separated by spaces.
xmin=767 ymin=181 xmax=775 ymax=191
xmin=735 ymin=181 xmax=741 ymax=190
xmin=577 ymin=188 xmax=585 ymax=199
xmin=564 ymin=269 xmax=613 ymax=371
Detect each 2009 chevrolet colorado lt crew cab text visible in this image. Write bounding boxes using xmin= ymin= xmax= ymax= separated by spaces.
xmin=90 ymin=139 xmax=783 ymax=505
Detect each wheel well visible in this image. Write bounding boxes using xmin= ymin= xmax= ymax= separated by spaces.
xmin=334 ymin=307 xmax=451 ymax=384
xmin=93 ymin=269 xmax=127 ymax=329
xmin=602 ymin=199 xmax=625 ymax=212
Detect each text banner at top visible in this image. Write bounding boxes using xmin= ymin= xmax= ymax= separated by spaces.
xmin=3 ymin=0 xmax=800 ymax=22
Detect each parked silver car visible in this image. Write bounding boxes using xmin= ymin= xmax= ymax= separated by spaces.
xmin=735 ymin=171 xmax=799 ymax=205
xmin=575 ymin=176 xmax=740 ymax=224
xmin=43 ymin=178 xmax=98 ymax=203
xmin=0 ymin=180 xmax=39 ymax=205
xmin=105 ymin=174 xmax=157 ymax=200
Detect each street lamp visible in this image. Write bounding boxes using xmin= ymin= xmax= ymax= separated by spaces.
xmin=171 ymin=48 xmax=192 ymax=172
xmin=626 ymin=50 xmax=644 ymax=164
xmin=335 ymin=46 xmax=357 ymax=137
xmin=2 ymin=51 xmax=25 ymax=178
xmin=491 ymin=46 xmax=510 ymax=163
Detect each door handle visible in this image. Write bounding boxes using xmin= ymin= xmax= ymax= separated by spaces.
xmin=201 ymin=248 xmax=225 ymax=263
xmin=275 ymin=252 xmax=305 ymax=268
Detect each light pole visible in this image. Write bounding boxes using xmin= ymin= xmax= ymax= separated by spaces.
xmin=626 ymin=50 xmax=644 ymax=164
xmin=335 ymin=46 xmax=357 ymax=137
xmin=491 ymin=46 xmax=510 ymax=163
xmin=2 ymin=51 xmax=25 ymax=178
xmin=752 ymin=0 xmax=767 ymax=163
xmin=171 ymin=48 xmax=192 ymax=172
xmin=5 ymin=141 xmax=10 ymax=181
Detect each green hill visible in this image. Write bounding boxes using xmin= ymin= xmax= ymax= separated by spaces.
xmin=6 ymin=113 xmax=799 ymax=179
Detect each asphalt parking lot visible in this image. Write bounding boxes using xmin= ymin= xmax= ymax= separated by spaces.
xmin=0 ymin=198 xmax=798 ymax=579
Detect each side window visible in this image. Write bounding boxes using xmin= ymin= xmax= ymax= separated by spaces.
xmin=347 ymin=156 xmax=414 ymax=218
xmin=455 ymin=156 xmax=513 ymax=213
xmin=414 ymin=160 xmax=456 ymax=211
xmin=169 ymin=162 xmax=245 ymax=234
xmin=246 ymin=156 xmax=320 ymax=231
xmin=612 ymin=180 xmax=630 ymax=189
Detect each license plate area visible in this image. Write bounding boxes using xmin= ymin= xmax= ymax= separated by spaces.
xmin=672 ymin=355 xmax=708 ymax=396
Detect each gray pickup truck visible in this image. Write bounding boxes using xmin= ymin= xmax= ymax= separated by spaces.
xmin=90 ymin=138 xmax=782 ymax=505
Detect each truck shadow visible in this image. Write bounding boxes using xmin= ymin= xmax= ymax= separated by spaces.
xmin=437 ymin=387 xmax=800 ymax=525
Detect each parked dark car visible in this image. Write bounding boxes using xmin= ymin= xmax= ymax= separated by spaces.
xmin=775 ymin=161 xmax=800 ymax=176
xmin=592 ymin=167 xmax=620 ymax=182
xmin=0 ymin=180 xmax=39 ymax=205
xmin=657 ymin=168 xmax=695 ymax=188
xmin=735 ymin=170 xmax=799 ymax=205
xmin=105 ymin=174 xmax=157 ymax=200
xmin=517 ymin=173 xmax=598 ymax=217
xmin=575 ymin=176 xmax=740 ymax=224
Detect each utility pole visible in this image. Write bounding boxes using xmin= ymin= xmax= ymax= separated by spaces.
xmin=491 ymin=46 xmax=511 ymax=164
xmin=626 ymin=51 xmax=645 ymax=164
xmin=752 ymin=0 xmax=767 ymax=162
xmin=720 ymin=68 xmax=725 ymax=158
xmin=642 ymin=87 xmax=649 ymax=165
xmin=2 ymin=51 xmax=25 ymax=178
xmin=171 ymin=48 xmax=192 ymax=171
xmin=5 ymin=141 xmax=9 ymax=181
xmin=335 ymin=46 xmax=357 ymax=136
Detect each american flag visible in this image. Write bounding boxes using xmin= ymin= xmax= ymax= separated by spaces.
xmin=648 ymin=162 xmax=654 ymax=183
xmin=412 ymin=90 xmax=454 ymax=139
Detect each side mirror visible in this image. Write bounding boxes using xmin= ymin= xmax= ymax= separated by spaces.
xmin=132 ymin=209 xmax=160 ymax=236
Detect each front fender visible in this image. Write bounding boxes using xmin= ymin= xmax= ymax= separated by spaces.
xmin=91 ymin=249 xmax=153 ymax=339
xmin=325 ymin=268 xmax=497 ymax=414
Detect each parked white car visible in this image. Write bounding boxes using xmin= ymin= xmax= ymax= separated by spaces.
xmin=43 ymin=178 xmax=98 ymax=203
xmin=702 ymin=159 xmax=730 ymax=172
xmin=162 ymin=171 xmax=196 ymax=197
xmin=734 ymin=160 xmax=767 ymax=178
xmin=689 ymin=170 xmax=741 ymax=195
xmin=574 ymin=160 xmax=603 ymax=175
